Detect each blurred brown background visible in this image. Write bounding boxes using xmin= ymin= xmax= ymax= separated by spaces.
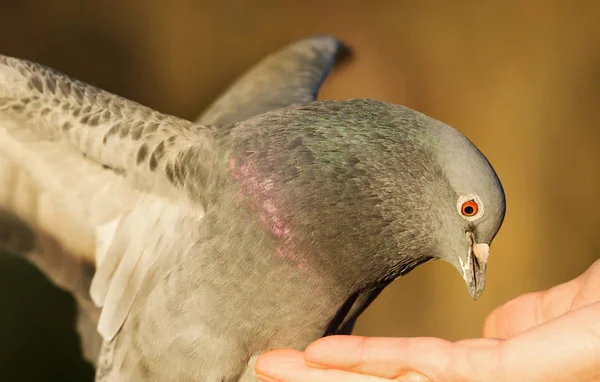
xmin=0 ymin=1 xmax=599 ymax=380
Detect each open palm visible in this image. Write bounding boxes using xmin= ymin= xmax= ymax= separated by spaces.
xmin=256 ymin=260 xmax=600 ymax=382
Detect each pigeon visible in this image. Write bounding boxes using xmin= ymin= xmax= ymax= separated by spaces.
xmin=0 ymin=35 xmax=506 ymax=381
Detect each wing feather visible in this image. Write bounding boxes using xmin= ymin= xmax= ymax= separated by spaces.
xmin=0 ymin=55 xmax=209 ymax=343
xmin=198 ymin=35 xmax=351 ymax=125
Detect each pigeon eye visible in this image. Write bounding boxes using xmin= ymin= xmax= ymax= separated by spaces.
xmin=461 ymin=200 xmax=479 ymax=217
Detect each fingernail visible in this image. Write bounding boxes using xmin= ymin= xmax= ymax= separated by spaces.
xmin=257 ymin=373 xmax=280 ymax=382
xmin=397 ymin=371 xmax=431 ymax=381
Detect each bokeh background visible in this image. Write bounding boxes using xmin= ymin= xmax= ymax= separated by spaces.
xmin=0 ymin=1 xmax=599 ymax=380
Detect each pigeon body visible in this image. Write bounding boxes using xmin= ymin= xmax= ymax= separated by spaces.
xmin=0 ymin=36 xmax=505 ymax=381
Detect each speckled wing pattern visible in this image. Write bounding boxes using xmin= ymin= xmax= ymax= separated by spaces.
xmin=0 ymin=54 xmax=213 ymax=344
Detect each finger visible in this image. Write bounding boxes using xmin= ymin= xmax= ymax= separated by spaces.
xmin=571 ymin=259 xmax=600 ymax=309
xmin=303 ymin=335 xmax=503 ymax=381
xmin=483 ymin=272 xmax=584 ymax=339
xmin=255 ymin=348 xmax=394 ymax=382
xmin=499 ymin=301 xmax=600 ymax=382
xmin=485 ymin=259 xmax=600 ymax=338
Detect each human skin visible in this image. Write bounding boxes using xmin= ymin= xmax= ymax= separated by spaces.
xmin=256 ymin=259 xmax=600 ymax=382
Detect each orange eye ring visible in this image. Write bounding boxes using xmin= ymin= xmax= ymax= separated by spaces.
xmin=461 ymin=200 xmax=479 ymax=217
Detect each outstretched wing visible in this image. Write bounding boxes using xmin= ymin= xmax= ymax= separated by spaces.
xmin=197 ymin=35 xmax=351 ymax=125
xmin=0 ymin=55 xmax=212 ymax=343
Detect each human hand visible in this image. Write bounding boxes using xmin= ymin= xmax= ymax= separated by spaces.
xmin=256 ymin=259 xmax=600 ymax=381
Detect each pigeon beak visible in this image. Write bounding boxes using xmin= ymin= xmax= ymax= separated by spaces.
xmin=458 ymin=235 xmax=490 ymax=300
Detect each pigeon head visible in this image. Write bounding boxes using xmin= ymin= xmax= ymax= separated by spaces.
xmin=228 ymin=98 xmax=505 ymax=298
xmin=427 ymin=113 xmax=506 ymax=299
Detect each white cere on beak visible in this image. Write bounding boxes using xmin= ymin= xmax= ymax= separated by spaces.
xmin=473 ymin=243 xmax=490 ymax=264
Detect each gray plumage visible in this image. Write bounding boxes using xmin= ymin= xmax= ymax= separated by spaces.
xmin=0 ymin=35 xmax=505 ymax=381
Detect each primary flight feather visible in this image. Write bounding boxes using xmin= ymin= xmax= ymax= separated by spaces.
xmin=0 ymin=36 xmax=505 ymax=381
